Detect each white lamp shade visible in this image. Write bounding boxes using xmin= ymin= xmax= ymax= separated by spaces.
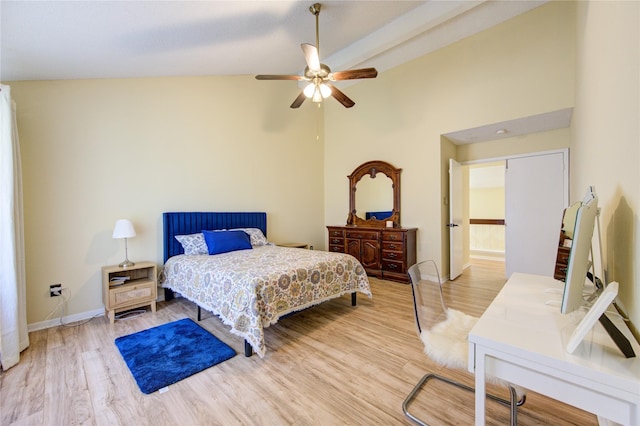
xmin=303 ymin=82 xmax=315 ymax=98
xmin=112 ymin=219 xmax=136 ymax=239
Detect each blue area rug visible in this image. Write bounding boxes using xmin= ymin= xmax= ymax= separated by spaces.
xmin=115 ymin=318 xmax=235 ymax=394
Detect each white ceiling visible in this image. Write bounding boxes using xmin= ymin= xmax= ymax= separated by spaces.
xmin=2 ymin=1 xmax=568 ymax=142
xmin=444 ymin=108 xmax=574 ymax=145
xmin=0 ymin=0 xmax=547 ymax=82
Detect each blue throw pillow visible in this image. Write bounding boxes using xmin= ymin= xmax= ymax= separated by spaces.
xmin=202 ymin=230 xmax=252 ymax=255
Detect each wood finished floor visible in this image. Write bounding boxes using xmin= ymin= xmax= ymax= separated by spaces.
xmin=1 ymin=259 xmax=597 ymax=425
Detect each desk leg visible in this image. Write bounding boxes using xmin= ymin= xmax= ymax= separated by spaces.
xmin=475 ymin=348 xmax=487 ymax=426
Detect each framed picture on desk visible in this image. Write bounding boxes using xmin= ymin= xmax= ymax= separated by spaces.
xmin=566 ymin=282 xmax=618 ymax=354
xmin=566 ymin=282 xmax=635 ymax=358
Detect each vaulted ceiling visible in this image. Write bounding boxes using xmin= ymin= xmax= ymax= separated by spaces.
xmin=2 ymin=1 xmax=567 ymax=142
xmin=1 ymin=1 xmax=546 ymax=82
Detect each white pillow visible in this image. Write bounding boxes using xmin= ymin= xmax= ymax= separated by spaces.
xmin=175 ymin=233 xmax=208 ymax=255
xmin=235 ymin=228 xmax=269 ymax=246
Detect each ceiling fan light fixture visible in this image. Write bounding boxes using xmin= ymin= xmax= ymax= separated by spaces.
xmin=319 ymin=83 xmax=331 ymax=98
xmin=312 ymin=87 xmax=323 ymax=103
xmin=254 ymin=2 xmax=377 ymax=109
xmin=303 ymin=82 xmax=316 ymax=98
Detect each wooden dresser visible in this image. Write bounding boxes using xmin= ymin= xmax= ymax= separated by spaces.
xmin=327 ymin=226 xmax=416 ymax=283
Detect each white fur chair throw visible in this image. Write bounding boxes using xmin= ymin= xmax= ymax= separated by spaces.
xmin=420 ymin=307 xmax=525 ymax=398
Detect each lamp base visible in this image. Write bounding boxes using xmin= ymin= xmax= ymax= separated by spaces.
xmin=119 ymin=259 xmax=135 ymax=268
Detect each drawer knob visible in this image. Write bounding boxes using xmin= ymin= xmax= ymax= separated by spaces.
xmin=389 ymin=244 xmax=397 ymax=249
xmin=388 ymin=264 xmax=398 ymax=269
xmin=388 ymin=253 xmax=397 ymax=259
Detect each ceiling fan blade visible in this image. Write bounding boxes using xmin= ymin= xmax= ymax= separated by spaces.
xmin=330 ymin=68 xmax=378 ymax=81
xmin=327 ymin=84 xmax=355 ymax=108
xmin=290 ymin=91 xmax=307 ymax=109
xmin=255 ymin=74 xmax=304 ymax=81
xmin=301 ymin=43 xmax=321 ymax=72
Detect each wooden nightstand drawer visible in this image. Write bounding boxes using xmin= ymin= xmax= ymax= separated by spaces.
xmin=110 ymin=280 xmax=155 ymax=308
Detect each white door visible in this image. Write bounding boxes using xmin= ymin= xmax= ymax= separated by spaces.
xmin=449 ymin=158 xmax=463 ymax=280
xmin=505 ymin=152 xmax=567 ymax=277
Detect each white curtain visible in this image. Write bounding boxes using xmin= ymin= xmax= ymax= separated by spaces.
xmin=0 ymin=84 xmax=29 ymax=370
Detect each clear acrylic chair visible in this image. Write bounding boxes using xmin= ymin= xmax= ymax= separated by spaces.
xmin=402 ymin=260 xmax=525 ymax=425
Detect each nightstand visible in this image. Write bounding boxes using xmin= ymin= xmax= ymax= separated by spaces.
xmin=102 ymin=261 xmax=157 ymax=324
xmin=277 ymin=242 xmax=309 ymax=249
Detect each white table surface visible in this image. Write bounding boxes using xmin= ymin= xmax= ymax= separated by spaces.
xmin=468 ymin=272 xmax=640 ymax=425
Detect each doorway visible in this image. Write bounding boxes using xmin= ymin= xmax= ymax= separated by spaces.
xmin=451 ymin=150 xmax=568 ymax=279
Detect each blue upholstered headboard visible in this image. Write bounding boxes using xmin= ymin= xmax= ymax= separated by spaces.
xmin=163 ymin=212 xmax=267 ymax=262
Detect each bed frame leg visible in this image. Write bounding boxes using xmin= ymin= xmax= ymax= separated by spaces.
xmin=164 ymin=288 xmax=175 ymax=301
xmin=195 ymin=305 xmax=252 ymax=356
xmin=244 ymin=340 xmax=253 ymax=357
xmin=351 ymin=292 xmax=357 ymax=306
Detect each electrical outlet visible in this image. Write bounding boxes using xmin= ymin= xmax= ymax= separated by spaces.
xmin=50 ymin=284 xmax=62 ymax=297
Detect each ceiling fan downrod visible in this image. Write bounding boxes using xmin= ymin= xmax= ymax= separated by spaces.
xmin=310 ymin=3 xmax=321 ymax=57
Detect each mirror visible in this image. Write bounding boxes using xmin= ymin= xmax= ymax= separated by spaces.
xmin=347 ymin=160 xmax=401 ymax=227
xmin=554 ymin=201 xmax=580 ymax=281
xmin=356 ymin=174 xmax=393 ymax=220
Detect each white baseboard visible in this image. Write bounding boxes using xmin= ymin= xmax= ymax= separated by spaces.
xmin=28 ymin=308 xmax=104 ymax=332
xmin=470 ymin=250 xmax=505 ymax=261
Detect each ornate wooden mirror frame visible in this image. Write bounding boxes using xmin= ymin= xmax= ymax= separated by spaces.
xmin=347 ymin=160 xmax=401 ymax=227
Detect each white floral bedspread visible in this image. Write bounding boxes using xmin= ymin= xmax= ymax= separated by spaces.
xmin=160 ymin=245 xmax=371 ymax=357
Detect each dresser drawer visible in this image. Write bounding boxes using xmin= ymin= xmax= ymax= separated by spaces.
xmin=329 ymin=244 xmax=345 ymax=253
xmin=328 ymin=228 xmax=345 ymax=238
xmin=382 ymin=259 xmax=406 ymax=273
xmin=382 ymin=250 xmax=403 ymax=261
xmin=382 ymin=230 xmax=405 ymax=242
xmin=382 ymin=241 xmax=405 ymax=252
xmin=556 ymin=246 xmax=570 ymax=264
xmin=346 ymin=230 xmax=380 ymax=240
xmin=109 ymin=280 xmax=155 ymax=309
xmin=329 ymin=236 xmax=344 ymax=246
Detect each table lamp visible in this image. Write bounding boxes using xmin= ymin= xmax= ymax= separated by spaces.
xmin=112 ymin=219 xmax=136 ymax=267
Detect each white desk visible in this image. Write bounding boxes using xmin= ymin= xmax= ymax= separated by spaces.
xmin=468 ymin=272 xmax=640 ymax=426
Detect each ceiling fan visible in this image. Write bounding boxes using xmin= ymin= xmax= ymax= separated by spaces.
xmin=255 ymin=3 xmax=378 ymax=108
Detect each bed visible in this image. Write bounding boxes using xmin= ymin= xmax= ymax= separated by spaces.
xmin=160 ymin=212 xmax=372 ymax=358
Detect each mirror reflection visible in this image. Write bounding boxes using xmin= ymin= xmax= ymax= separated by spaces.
xmin=560 ymin=202 xmax=580 ymax=246
xmin=555 ymin=201 xmax=580 ymax=282
xmin=355 ymin=174 xmax=394 ymax=220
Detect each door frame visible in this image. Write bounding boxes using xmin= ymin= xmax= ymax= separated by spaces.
xmin=453 ymin=148 xmax=569 ymax=276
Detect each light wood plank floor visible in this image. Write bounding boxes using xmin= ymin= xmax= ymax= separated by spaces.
xmin=2 ymin=259 xmax=597 ymax=425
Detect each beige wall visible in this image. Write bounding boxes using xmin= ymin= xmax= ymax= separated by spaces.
xmin=10 ymin=0 xmax=639 ymax=336
xmin=470 ymin=187 xmax=504 ymax=219
xmin=325 ymin=1 xmax=575 ymax=274
xmin=10 ymin=76 xmax=324 ymax=326
xmin=574 ymin=0 xmax=639 ymax=334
